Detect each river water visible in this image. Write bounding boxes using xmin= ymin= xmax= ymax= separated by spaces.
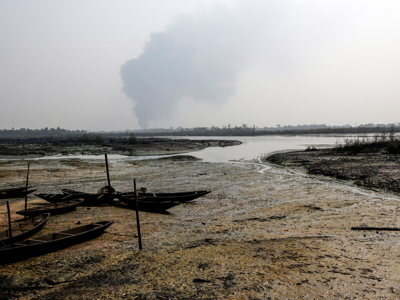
xmin=174 ymin=134 xmax=348 ymax=163
xmin=20 ymin=134 xmax=351 ymax=163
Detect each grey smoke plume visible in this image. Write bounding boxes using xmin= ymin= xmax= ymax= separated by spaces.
xmin=120 ymin=5 xmax=252 ymax=128
xmin=120 ymin=2 xmax=339 ymax=128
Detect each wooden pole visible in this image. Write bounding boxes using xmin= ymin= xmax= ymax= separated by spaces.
xmin=134 ymin=179 xmax=143 ymax=250
xmin=6 ymin=201 xmax=12 ymax=240
xmin=24 ymin=195 xmax=28 ymax=221
xmin=24 ymin=162 xmax=30 ymax=220
xmin=105 ymin=154 xmax=111 ymax=189
xmin=25 ymin=161 xmax=30 ymax=190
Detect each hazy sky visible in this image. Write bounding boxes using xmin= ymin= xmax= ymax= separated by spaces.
xmin=1 ymin=1 xmax=400 ymax=131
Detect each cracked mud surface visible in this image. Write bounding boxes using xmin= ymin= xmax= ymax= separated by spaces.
xmin=1 ymin=149 xmax=400 ymax=299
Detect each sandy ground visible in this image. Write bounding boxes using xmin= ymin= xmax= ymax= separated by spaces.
xmin=1 ymin=151 xmax=400 ymax=299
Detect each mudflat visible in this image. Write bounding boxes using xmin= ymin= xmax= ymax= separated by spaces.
xmin=0 ymin=138 xmax=241 ymax=158
xmin=267 ymin=148 xmax=400 ymax=195
xmin=1 ymin=146 xmax=400 ymax=299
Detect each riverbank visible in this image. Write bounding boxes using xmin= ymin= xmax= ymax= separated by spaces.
xmin=1 ymin=147 xmax=400 ymax=298
xmin=0 ymin=138 xmax=242 ymax=159
xmin=266 ymin=148 xmax=400 ymax=196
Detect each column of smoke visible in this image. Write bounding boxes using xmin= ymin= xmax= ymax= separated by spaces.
xmin=120 ymin=4 xmax=259 ymax=129
xmin=120 ymin=2 xmax=340 ymax=128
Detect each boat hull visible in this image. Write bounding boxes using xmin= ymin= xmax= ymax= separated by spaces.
xmin=0 ymin=220 xmax=113 ymax=264
xmin=0 ymin=186 xmax=37 ymax=199
xmin=0 ymin=213 xmax=50 ymax=247
xmin=35 ymin=192 xmax=114 ymax=206
xmin=121 ymin=190 xmax=211 ymax=203
xmin=15 ymin=199 xmax=83 ymax=217
xmin=115 ymin=197 xmax=180 ymax=212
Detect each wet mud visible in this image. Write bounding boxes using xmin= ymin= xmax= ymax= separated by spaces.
xmin=267 ymin=148 xmax=400 ymax=195
xmin=0 ymin=138 xmax=241 ymax=158
xmin=1 ymin=147 xmax=400 ymax=299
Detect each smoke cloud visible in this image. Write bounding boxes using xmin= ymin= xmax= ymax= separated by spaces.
xmin=120 ymin=2 xmax=340 ymax=128
xmin=120 ymin=5 xmax=256 ymax=128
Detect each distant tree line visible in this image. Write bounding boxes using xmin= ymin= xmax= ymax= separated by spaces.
xmin=0 ymin=127 xmax=86 ymax=140
xmin=1 ymin=123 xmax=399 ymax=141
xmin=0 ymin=127 xmax=137 ymax=144
xmin=133 ymin=123 xmax=400 ymax=137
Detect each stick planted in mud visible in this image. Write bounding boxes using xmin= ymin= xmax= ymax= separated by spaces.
xmin=24 ymin=162 xmax=30 ymax=220
xmin=6 ymin=201 xmax=12 ymax=240
xmin=105 ymin=154 xmax=111 ymax=188
xmin=134 ymin=179 xmax=143 ymax=250
xmin=25 ymin=161 xmax=30 ymax=190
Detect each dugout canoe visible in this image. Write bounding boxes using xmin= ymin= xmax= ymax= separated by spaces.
xmin=15 ymin=199 xmax=84 ymax=217
xmin=35 ymin=193 xmax=81 ymax=202
xmin=0 ymin=220 xmax=113 ymax=264
xmin=35 ymin=192 xmax=114 ymax=206
xmin=0 ymin=186 xmax=37 ymax=199
xmin=0 ymin=213 xmax=50 ymax=247
xmin=61 ymin=186 xmax=116 ymax=196
xmin=121 ymin=190 xmax=211 ymax=203
xmin=61 ymin=188 xmax=82 ymax=195
xmin=115 ymin=196 xmax=180 ymax=212
xmin=63 ymin=188 xmax=210 ymax=202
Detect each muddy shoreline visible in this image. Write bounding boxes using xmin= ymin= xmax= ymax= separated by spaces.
xmin=0 ymin=138 xmax=241 ymax=158
xmin=1 ymin=145 xmax=400 ymax=298
xmin=266 ymin=148 xmax=400 ymax=196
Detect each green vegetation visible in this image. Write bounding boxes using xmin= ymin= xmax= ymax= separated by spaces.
xmin=127 ymin=133 xmax=137 ymax=144
xmin=76 ymin=133 xmax=105 ymax=143
xmin=334 ymin=130 xmax=400 ymax=154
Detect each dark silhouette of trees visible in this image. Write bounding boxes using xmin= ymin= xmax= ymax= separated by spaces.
xmin=1 ymin=123 xmax=399 ymax=140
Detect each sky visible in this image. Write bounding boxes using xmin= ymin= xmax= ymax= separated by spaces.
xmin=1 ymin=1 xmax=400 ymax=131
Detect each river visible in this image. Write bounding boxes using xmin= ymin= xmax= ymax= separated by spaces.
xmin=172 ymin=134 xmax=348 ymax=163
xmin=20 ymin=134 xmax=351 ymax=163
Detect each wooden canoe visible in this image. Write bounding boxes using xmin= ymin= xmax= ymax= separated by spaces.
xmin=61 ymin=188 xmax=82 ymax=195
xmin=0 ymin=220 xmax=114 ymax=264
xmin=15 ymin=199 xmax=84 ymax=217
xmin=0 ymin=213 xmax=50 ymax=247
xmin=115 ymin=196 xmax=180 ymax=212
xmin=60 ymin=188 xmax=118 ymax=205
xmin=121 ymin=190 xmax=211 ymax=203
xmin=35 ymin=192 xmax=114 ymax=206
xmin=35 ymin=193 xmax=81 ymax=202
xmin=0 ymin=186 xmax=37 ymax=199
xmin=63 ymin=188 xmax=211 ymax=202
xmin=61 ymin=187 xmax=115 ymax=195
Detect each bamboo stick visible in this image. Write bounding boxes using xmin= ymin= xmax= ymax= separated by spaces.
xmin=24 ymin=162 xmax=30 ymax=220
xmin=134 ymin=179 xmax=143 ymax=250
xmin=105 ymin=154 xmax=111 ymax=189
xmin=6 ymin=201 xmax=12 ymax=240
xmin=25 ymin=161 xmax=30 ymax=190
